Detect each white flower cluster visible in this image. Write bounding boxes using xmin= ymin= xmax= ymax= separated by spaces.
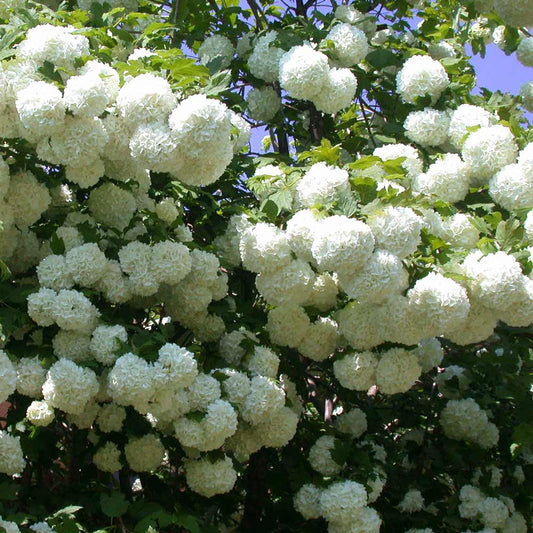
xmin=396 ymin=55 xmax=450 ymax=104
xmin=198 ymin=35 xmax=235 ymax=68
xmin=294 ymin=480 xmax=381 ymax=532
xmin=0 ymin=431 xmax=25 ymax=475
xmin=440 ymin=398 xmax=499 ymax=448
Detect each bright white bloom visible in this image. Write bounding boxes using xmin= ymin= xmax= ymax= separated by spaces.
xmin=52 ymin=289 xmax=100 ymax=333
xmin=27 ymin=287 xmax=57 ymax=327
xmin=125 ymin=434 xmax=165 ymax=472
xmin=334 ymin=407 xmax=367 ymax=437
xmin=26 ymin=400 xmax=54 ymax=427
xmin=240 ymin=222 xmax=292 ymax=273
xmin=184 ymin=456 xmax=237 ymax=497
xmin=154 ymin=343 xmax=198 ymax=389
xmin=79 ymin=60 xmax=120 ymax=101
xmin=267 ymin=305 xmax=311 ymax=348
xmin=440 ymin=398 xmax=499 ymax=448
xmin=459 ymin=484 xmax=484 ymax=519
xmin=489 ymin=163 xmax=533 ymax=212
xmin=198 ymin=35 xmax=234 ymax=68
xmin=304 ymin=273 xmax=338 ymax=311
xmin=0 ymin=431 xmax=25 ymax=475
xmin=65 ymin=243 xmax=107 ymax=287
xmin=338 ymin=249 xmax=408 ymax=303
xmin=16 ymin=24 xmax=89 ymax=68
xmin=479 ymin=497 xmax=509 ymax=529
xmin=16 ymin=357 xmax=46 ymax=398
xmin=42 ymin=359 xmax=99 ymax=415
xmin=312 ymin=215 xmax=374 ymax=274
xmin=296 ymin=162 xmax=350 ymax=208
xmin=241 ymin=375 xmax=285 ymax=425
xmin=151 ymin=241 xmax=192 ymax=285
xmin=448 ymin=104 xmax=495 ymax=149
xmin=308 ymin=435 xmax=342 ymax=476
xmin=404 ymin=108 xmax=450 ymax=147
xmin=325 ymin=23 xmax=369 ymax=66
xmin=248 ymin=31 xmax=284 ymax=82
xmin=334 ymin=351 xmax=378 ymax=391
xmin=298 ymin=317 xmax=339 ymax=361
xmin=15 ymin=81 xmax=65 ymax=141
xmin=375 ymin=348 xmax=421 ymax=395
xmin=493 ymin=0 xmax=533 ymax=28
xmin=294 ymin=484 xmax=322 ymax=519
xmin=247 ymin=345 xmax=280 ymax=378
xmin=168 ymin=94 xmax=234 ymax=186
xmin=440 ymin=213 xmax=479 ymax=248
xmin=367 ymin=206 xmax=423 ymax=259
xmin=0 ymin=350 xmax=16 ymax=404
xmin=93 ymin=442 xmax=122 ymax=473
xmin=501 ymin=512 xmax=528 ymax=533
xmin=88 ymin=182 xmax=137 ymax=231
xmin=445 ymin=301 xmax=498 ymax=345
xmin=429 ymin=41 xmax=456 ymax=60
xmin=90 ymin=325 xmax=128 ymax=365
xmin=414 ymin=154 xmax=470 ymax=204
xmin=286 ymin=208 xmax=321 ymax=262
xmin=320 ymin=480 xmax=368 ymax=523
xmin=407 ymin=272 xmax=470 ymax=336
xmin=63 ymin=73 xmax=110 ymax=117
xmin=462 ymin=125 xmax=518 ymax=185
xmin=520 ymin=81 xmax=533 ymax=112
xmin=279 ymin=44 xmax=330 ymax=101
xmin=396 ymin=55 xmax=449 ymax=104
xmin=187 ymin=374 xmax=221 ymax=411
xmin=6 ymin=171 xmax=51 ymax=227
xmin=116 ymin=73 xmax=175 ymax=124
xmin=246 ymin=86 xmax=281 ymax=122
xmin=256 ymin=258 xmax=315 ymax=306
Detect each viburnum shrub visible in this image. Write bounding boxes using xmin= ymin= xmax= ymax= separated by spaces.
xmin=0 ymin=0 xmax=531 ymax=531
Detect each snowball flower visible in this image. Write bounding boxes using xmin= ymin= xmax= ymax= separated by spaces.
xmin=184 ymin=456 xmax=237 ymax=497
xmin=63 ymin=72 xmax=110 ymax=117
xmin=0 ymin=350 xmax=16 ymax=404
xmin=396 ymin=55 xmax=449 ymax=104
xmin=334 ymin=351 xmax=378 ymax=391
xmin=297 ymin=317 xmax=339 ymax=361
xmin=267 ymin=305 xmax=311 ymax=348
xmin=90 ymin=325 xmax=128 ymax=365
xmin=16 ymin=357 xmax=46 ymax=398
xmin=448 ymin=104 xmax=495 ymax=148
xmin=42 ymin=359 xmax=99 ymax=415
xmin=6 ymin=171 xmax=51 ymax=227
xmin=248 ymin=31 xmax=284 ymax=82
xmin=246 ymin=86 xmax=281 ymax=122
xmin=334 ymin=407 xmax=367 ymax=438
xmin=320 ymin=480 xmax=368 ymax=523
xmin=125 ymin=434 xmax=165 ymax=472
xmin=325 ymin=23 xmax=369 ymax=66
xmin=404 ymin=108 xmax=450 ymax=147
xmin=493 ymin=0 xmax=533 ymax=28
xmin=375 ymin=347 xmax=421 ymax=395
xmin=373 ymin=143 xmax=423 ymax=181
xmin=88 ymin=182 xmax=137 ymax=231
xmin=0 ymin=431 xmax=25 ymax=475
xmin=294 ymin=484 xmax=322 ymax=519
xmin=279 ymin=44 xmax=330 ymax=101
xmin=52 ymin=289 xmax=100 ymax=333
xmin=308 ymin=435 xmax=342 ymax=476
xmin=93 ymin=442 xmax=122 ymax=473
xmin=462 ymin=125 xmax=518 ymax=185
xmin=65 ymin=243 xmax=107 ymax=287
xmin=489 ymin=163 xmax=533 ymax=212
xmin=26 ymin=400 xmax=54 ymax=427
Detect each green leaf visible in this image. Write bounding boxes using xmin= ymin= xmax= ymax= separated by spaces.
xmin=0 ymin=481 xmax=17 ymax=501
xmin=349 ymin=155 xmax=381 ymax=170
xmin=350 ymin=176 xmax=377 ymax=204
xmin=365 ymin=49 xmax=401 ymax=69
xmin=50 ymin=233 xmax=66 ymax=255
xmin=100 ymin=492 xmax=129 ymax=518
xmin=260 ymin=188 xmax=292 ymax=218
xmin=0 ymin=260 xmax=11 ymax=281
xmin=495 ymin=218 xmax=523 ymax=252
xmin=37 ymin=60 xmax=64 ymax=86
xmin=51 ymin=505 xmax=83 ymax=518
xmin=203 ymin=69 xmax=232 ymax=96
xmin=174 ymin=514 xmax=202 ymax=533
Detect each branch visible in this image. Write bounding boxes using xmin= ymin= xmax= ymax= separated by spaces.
xmin=247 ymin=0 xmax=266 ymax=30
xmin=357 ymin=96 xmax=377 ymax=148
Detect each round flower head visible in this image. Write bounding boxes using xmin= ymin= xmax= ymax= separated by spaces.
xmin=184 ymin=455 xmax=237 ymax=497
xmin=334 ymin=351 xmax=378 ymax=391
xmin=90 ymin=325 xmax=128 ymax=366
xmin=52 ymin=289 xmax=100 ymax=333
xmin=246 ymin=86 xmax=281 ymax=122
xmin=16 ymin=24 xmax=90 ymax=69
xmin=248 ymin=31 xmax=284 ymax=82
xmin=338 ymin=249 xmax=408 ymax=304
xmin=124 ymin=434 xmax=165 ymax=472
xmin=65 ymin=243 xmax=107 ymax=287
xmin=42 ymin=359 xmax=99 ymax=415
xmin=373 ymin=143 xmax=423 ymax=181
xmin=311 ymin=215 xmax=374 ymax=274
xmin=16 ymin=356 xmax=46 ymax=398
xmin=334 ymin=407 xmax=368 ymax=438
xmin=52 ymin=330 xmax=91 ymax=362
xmin=267 ymin=304 xmax=310 ymax=347
xmin=489 ymin=163 xmax=533 ymax=212
xmin=15 ymin=81 xmax=65 ymax=141
xmin=27 ymin=287 xmax=57 ymax=327
xmin=88 ymin=182 xmax=137 ymax=231
xmin=375 ymin=347 xmax=421 ymax=395
xmin=294 ymin=484 xmax=322 ymax=520
xmin=414 ymin=153 xmax=470 ymax=204
xmin=198 ymin=34 xmax=234 ymax=68
xmin=462 ymin=125 xmax=518 ymax=185
xmin=78 ymin=60 xmax=120 ymax=101
xmin=63 ymin=72 xmax=111 ymax=118
xmin=93 ymin=442 xmax=122 ymax=473
xmin=241 ymin=375 xmax=285 ymax=425
xmin=313 ymin=67 xmax=358 ymax=114
xmin=396 ymin=55 xmax=449 ymax=104
xmin=296 ymin=162 xmax=350 ymax=208
xmin=298 ymin=317 xmax=339 ymax=361
xmin=308 ymin=435 xmax=342 ymax=476
xmin=367 ymin=206 xmax=423 ymax=259
xmin=325 ymin=23 xmax=369 ymax=67
xmin=116 ymin=73 xmax=175 ymax=124
xmin=0 ymin=350 xmax=16 ymax=404
xmin=448 ymin=104 xmax=496 ymax=149
xmin=26 ymin=400 xmax=54 ymax=427
xmin=493 ymin=0 xmax=533 ymax=28
xmin=6 ymin=171 xmax=50 ymax=227
xmin=279 ymin=44 xmax=330 ymax=101
xmin=404 ymin=108 xmax=450 ymax=147
xmin=320 ymin=480 xmax=367 ymax=524
xmin=0 ymin=431 xmax=25 ymax=475
xmin=337 ymin=300 xmax=384 ymax=350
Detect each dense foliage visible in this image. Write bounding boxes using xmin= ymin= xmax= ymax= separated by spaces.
xmin=0 ymin=0 xmax=531 ymax=531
